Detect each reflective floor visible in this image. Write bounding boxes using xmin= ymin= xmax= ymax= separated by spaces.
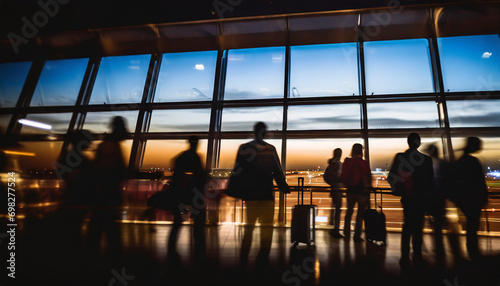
xmin=8 ymin=220 xmax=500 ymax=286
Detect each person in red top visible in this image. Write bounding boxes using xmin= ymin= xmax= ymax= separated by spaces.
xmin=341 ymin=143 xmax=372 ymax=242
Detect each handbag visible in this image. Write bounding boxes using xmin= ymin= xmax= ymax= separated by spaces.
xmin=147 ymin=183 xmax=181 ymax=211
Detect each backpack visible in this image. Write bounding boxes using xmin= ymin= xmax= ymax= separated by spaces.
xmin=323 ymin=161 xmax=341 ymax=186
xmin=388 ymin=153 xmax=415 ymax=197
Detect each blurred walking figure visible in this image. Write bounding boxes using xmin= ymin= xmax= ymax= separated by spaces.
xmin=388 ymin=133 xmax=434 ymax=266
xmin=235 ymin=122 xmax=290 ymax=270
xmin=341 ymin=143 xmax=372 ymax=242
xmin=448 ymin=137 xmax=488 ymax=260
xmin=425 ymin=144 xmax=446 ymax=259
xmin=168 ymin=135 xmax=207 ymax=259
xmin=323 ymin=148 xmax=344 ymax=238
xmin=88 ymin=116 xmax=127 ymax=257
xmin=59 ymin=130 xmax=95 ymax=249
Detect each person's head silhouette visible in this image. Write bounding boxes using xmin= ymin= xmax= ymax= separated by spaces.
xmin=351 ymin=143 xmax=363 ymax=158
xmin=426 ymin=144 xmax=439 ymax=158
xmin=333 ymin=148 xmax=342 ymax=159
xmin=254 ymin=122 xmax=267 ymax=143
xmin=109 ymin=116 xmax=127 ymax=141
xmin=188 ymin=135 xmax=199 ymax=150
xmin=464 ymin=136 xmax=482 ymax=154
xmin=407 ymin=133 xmax=421 ymax=150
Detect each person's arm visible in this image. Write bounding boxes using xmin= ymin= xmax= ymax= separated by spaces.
xmin=363 ymin=159 xmax=373 ymax=188
xmin=271 ymin=146 xmax=290 ymax=193
xmin=341 ymin=158 xmax=350 ymax=184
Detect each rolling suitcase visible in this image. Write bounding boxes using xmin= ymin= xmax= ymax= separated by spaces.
xmin=363 ymin=190 xmax=387 ymax=246
xmin=291 ymin=177 xmax=317 ymax=246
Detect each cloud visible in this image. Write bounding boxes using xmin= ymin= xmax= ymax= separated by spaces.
xmin=482 ymin=52 xmax=492 ymax=59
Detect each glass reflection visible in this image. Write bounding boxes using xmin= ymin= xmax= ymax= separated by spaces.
xmin=83 ymin=111 xmax=138 ymax=134
xmin=288 ymin=104 xmax=360 ymax=130
xmin=155 ymin=51 xmax=217 ymax=102
xmin=367 ymin=101 xmax=439 ymax=129
xmin=364 ymin=39 xmax=434 ymax=95
xmin=221 ymin=106 xmax=283 ymax=131
xmin=447 ymin=99 xmax=500 ymax=127
xmin=0 ymin=61 xmax=32 ymax=107
xmin=224 ymin=47 xmax=285 ymax=100
xmin=90 ymin=54 xmax=151 ymax=104
xmin=20 ymin=113 xmax=73 ymax=134
xmin=290 ymin=43 xmax=359 ymax=97
xmin=31 ymin=58 xmax=89 ymax=107
xmin=438 ymin=34 xmax=500 ymax=93
xmin=149 ymin=109 xmax=211 ymax=132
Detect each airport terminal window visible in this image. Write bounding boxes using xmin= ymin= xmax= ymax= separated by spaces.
xmin=149 ymin=109 xmax=211 ymax=132
xmin=0 ymin=114 xmax=11 ymax=131
xmin=20 ymin=113 xmax=73 ymax=135
xmin=16 ymin=141 xmax=63 ymax=170
xmin=286 ymin=138 xmax=363 ymax=172
xmin=221 ymin=106 xmax=283 ymax=132
xmin=447 ymin=99 xmax=500 ymax=128
xmin=438 ymin=34 xmax=500 ymax=93
xmin=30 ymin=58 xmax=89 ymax=107
xmin=290 ymin=43 xmax=359 ymax=97
xmin=83 ymin=110 xmax=138 ymax=134
xmin=451 ymin=137 xmax=500 ymax=171
xmin=367 ymin=101 xmax=439 ymax=129
xmin=0 ymin=61 xmax=32 ymax=107
xmin=224 ymin=47 xmax=285 ymax=100
xmin=287 ymin=104 xmax=361 ymax=130
xmin=218 ymin=139 xmax=282 ymax=170
xmin=368 ymin=137 xmax=442 ymax=185
xmin=155 ymin=51 xmax=217 ymax=102
xmin=141 ymin=139 xmax=209 ymax=170
xmin=89 ymin=54 xmax=151 ymax=104
xmin=364 ymin=39 xmax=434 ymax=95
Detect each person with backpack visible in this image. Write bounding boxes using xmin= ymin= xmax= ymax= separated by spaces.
xmin=388 ymin=133 xmax=434 ymax=267
xmin=341 ymin=143 xmax=372 ymax=242
xmin=324 ymin=148 xmax=344 ymax=238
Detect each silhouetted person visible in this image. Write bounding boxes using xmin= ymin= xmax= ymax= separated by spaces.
xmin=88 ymin=116 xmax=127 ymax=257
xmin=237 ymin=122 xmax=290 ymax=270
xmin=58 ymin=130 xmax=95 ymax=249
xmin=341 ymin=143 xmax=372 ymax=242
xmin=168 ymin=135 xmax=207 ymax=259
xmin=388 ymin=133 xmax=434 ymax=266
xmin=425 ymin=144 xmax=446 ymax=260
xmin=325 ymin=148 xmax=344 ymax=238
xmin=452 ymin=137 xmax=488 ymax=260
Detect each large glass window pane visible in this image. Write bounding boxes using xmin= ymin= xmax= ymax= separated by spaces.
xmin=142 ymin=139 xmax=208 ymax=171
xmin=367 ymin=101 xmax=439 ymax=129
xmin=149 ymin=109 xmax=211 ymax=132
xmin=224 ymin=47 xmax=285 ymax=100
xmin=0 ymin=61 xmax=32 ymax=107
xmin=369 ymin=137 xmax=442 ymax=188
xmin=286 ymin=138 xmax=364 ymax=186
xmin=90 ymin=54 xmax=151 ymax=104
xmin=155 ymin=51 xmax=217 ymax=102
xmin=438 ymin=35 xmax=500 ymax=92
xmin=83 ymin=111 xmax=138 ymax=134
xmin=218 ymin=139 xmax=282 ymax=170
xmin=221 ymin=106 xmax=283 ymax=132
xmin=288 ymin=104 xmax=360 ymax=130
xmin=364 ymin=39 xmax=434 ymax=95
xmin=447 ymin=99 xmax=500 ymax=127
xmin=0 ymin=114 xmax=11 ymax=131
xmin=16 ymin=141 xmax=63 ymax=170
xmin=451 ymin=137 xmax=500 ymax=172
xmin=20 ymin=113 xmax=73 ymax=134
xmin=31 ymin=58 xmax=89 ymax=107
xmin=290 ymin=43 xmax=359 ymax=97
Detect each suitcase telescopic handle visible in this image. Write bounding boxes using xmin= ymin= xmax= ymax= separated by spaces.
xmin=298 ymin=177 xmax=304 ymax=204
